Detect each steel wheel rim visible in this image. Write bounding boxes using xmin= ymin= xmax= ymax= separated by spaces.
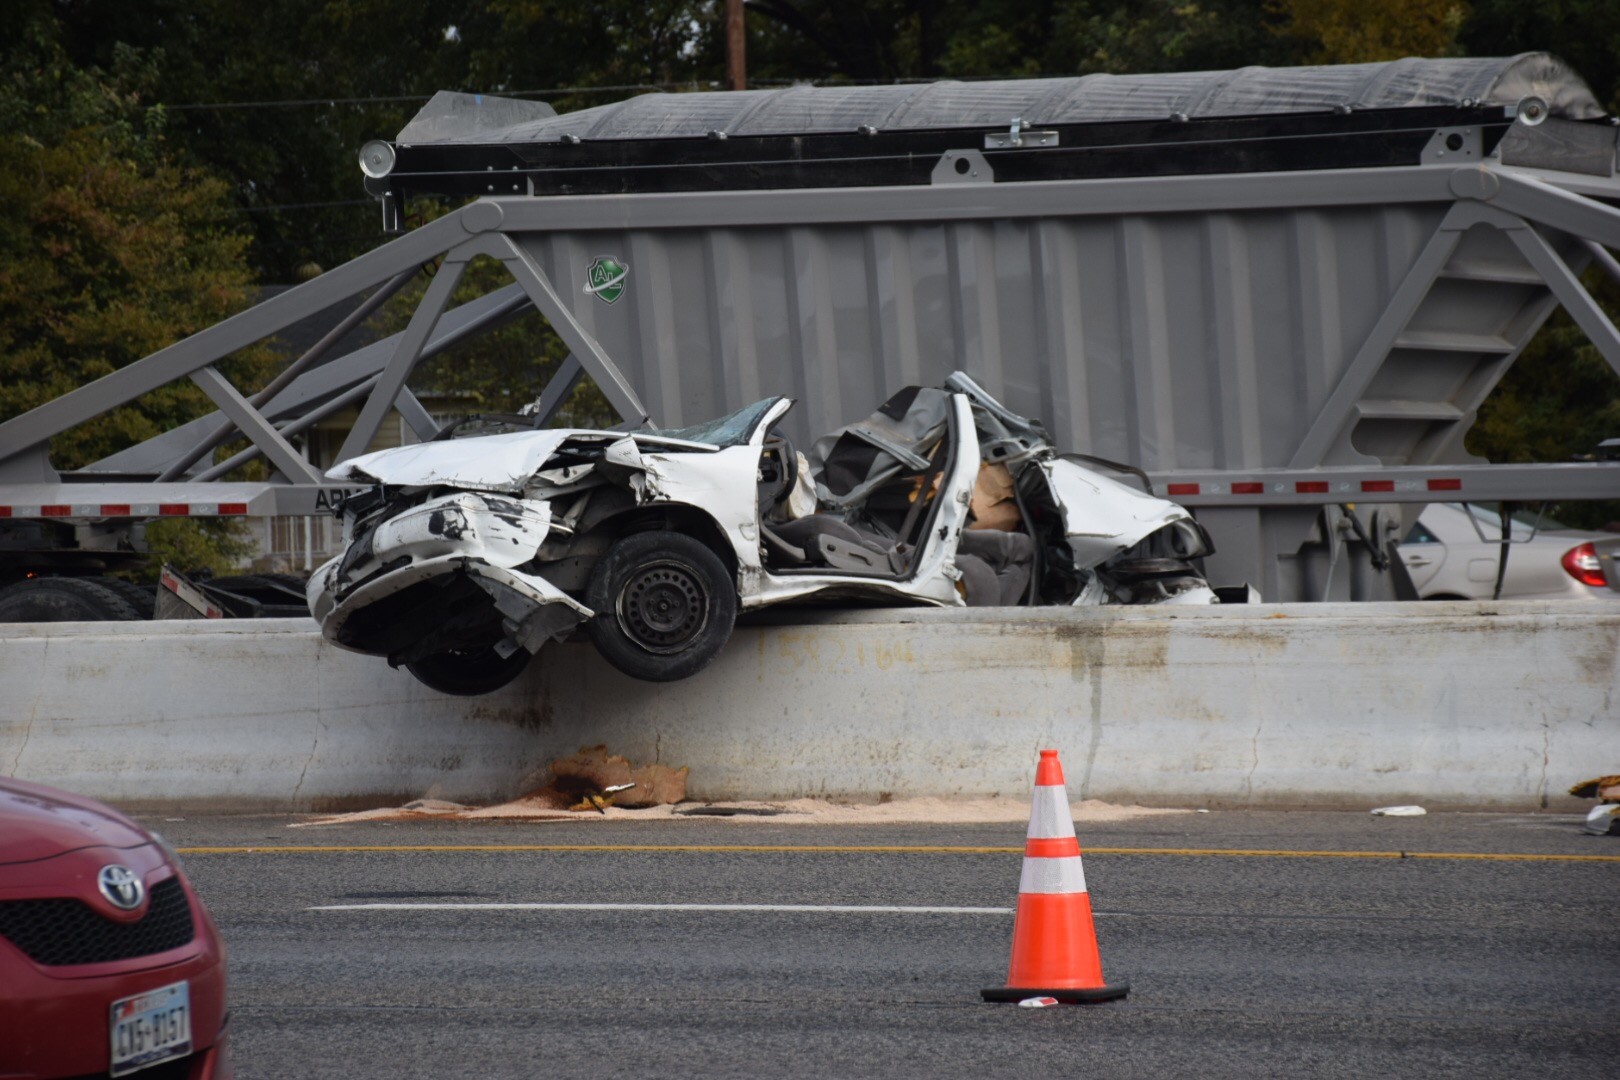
xmin=617 ymin=559 xmax=710 ymax=654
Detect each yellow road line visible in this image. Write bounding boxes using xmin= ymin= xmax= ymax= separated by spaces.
xmin=173 ymin=843 xmax=1620 ymax=863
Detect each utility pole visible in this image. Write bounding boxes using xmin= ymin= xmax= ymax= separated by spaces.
xmin=726 ymin=0 xmax=746 ymax=91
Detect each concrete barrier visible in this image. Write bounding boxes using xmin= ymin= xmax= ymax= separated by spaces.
xmin=2 ymin=602 xmax=1615 ymax=811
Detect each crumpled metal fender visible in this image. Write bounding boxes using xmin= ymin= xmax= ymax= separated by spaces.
xmin=369 ymin=491 xmax=552 ymax=570
xmin=312 ymin=553 xmax=591 ymax=656
xmin=1040 ymin=457 xmax=1205 ymax=570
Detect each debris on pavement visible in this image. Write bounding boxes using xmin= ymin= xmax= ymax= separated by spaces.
xmin=1371 ymin=805 xmax=1427 ymax=817
xmin=548 ymin=745 xmax=688 ymax=808
xmin=293 ymin=790 xmax=1190 ymax=827
xmin=1571 ymin=775 xmax=1620 ymax=835
xmin=1582 ymin=805 xmax=1620 ymax=836
xmin=1017 ymin=997 xmax=1061 ymax=1008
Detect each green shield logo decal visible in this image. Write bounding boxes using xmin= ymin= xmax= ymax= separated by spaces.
xmin=585 ymin=255 xmax=629 ymax=304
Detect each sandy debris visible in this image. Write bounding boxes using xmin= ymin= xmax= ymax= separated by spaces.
xmin=294 ymin=794 xmax=1186 ymax=827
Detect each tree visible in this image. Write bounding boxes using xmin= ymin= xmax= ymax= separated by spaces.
xmin=0 ymin=3 xmax=271 ymax=572
xmin=1271 ymin=0 xmax=1469 ymax=64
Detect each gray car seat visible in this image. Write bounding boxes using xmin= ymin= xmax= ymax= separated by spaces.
xmin=955 ymin=529 xmax=1035 ymax=606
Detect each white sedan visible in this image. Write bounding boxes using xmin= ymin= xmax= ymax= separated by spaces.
xmin=307 ymin=373 xmax=1221 ymax=692
xmin=1398 ymin=502 xmax=1619 ymax=602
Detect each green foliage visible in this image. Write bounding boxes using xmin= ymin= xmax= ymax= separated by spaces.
xmin=13 ymin=0 xmax=1620 ymax=537
xmin=1271 ymin=0 xmax=1469 ymax=64
xmin=138 ymin=518 xmax=256 ymax=581
xmin=1459 ymin=0 xmax=1620 ymax=114
xmin=0 ymin=3 xmax=274 ymax=472
xmin=372 ymin=204 xmax=614 ymax=428
xmin=1465 ymin=273 xmax=1620 ymax=530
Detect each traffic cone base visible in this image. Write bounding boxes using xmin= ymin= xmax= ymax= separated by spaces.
xmin=982 ymin=749 xmax=1129 ymax=1004
xmin=981 ymin=983 xmax=1130 ymax=1004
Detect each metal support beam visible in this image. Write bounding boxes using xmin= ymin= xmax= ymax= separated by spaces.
xmin=1509 ymin=225 xmax=1620 ymax=381
xmin=1490 ymin=172 xmax=1620 ymax=252
xmin=498 ymin=236 xmax=650 ymax=426
xmin=0 ymin=210 xmax=469 ymax=462
xmin=336 ymin=257 xmax=466 ymax=463
xmin=189 ymin=366 xmax=323 ymax=483
xmin=1581 ymin=239 xmax=1620 ymax=290
xmin=157 ymin=270 xmax=414 ymax=481
xmin=88 ymin=285 xmax=532 ymax=478
xmin=195 ymin=374 xmax=384 ymax=482
xmin=529 ymin=355 xmax=585 ymax=427
xmin=1287 ymin=203 xmax=1469 ymax=468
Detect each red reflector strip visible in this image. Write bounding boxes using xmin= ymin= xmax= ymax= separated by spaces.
xmin=99 ymin=504 xmax=132 ymax=516
xmin=1427 ymin=478 xmax=1462 ymax=491
xmin=1295 ymin=481 xmax=1329 ymax=494
xmin=158 ymin=504 xmax=189 ymax=516
xmin=1167 ymin=483 xmax=1200 ymax=496
xmin=1360 ymin=480 xmax=1394 ymax=493
xmin=1232 ymin=482 xmax=1263 ymax=495
xmin=42 ymin=505 xmax=71 ymax=517
xmin=0 ymin=507 xmax=11 ymax=518
xmin=1025 ymin=837 xmax=1083 ymax=858
xmin=218 ymin=502 xmax=248 ymax=515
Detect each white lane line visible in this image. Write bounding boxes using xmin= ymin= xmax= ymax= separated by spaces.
xmin=309 ymin=902 xmax=1013 ymax=914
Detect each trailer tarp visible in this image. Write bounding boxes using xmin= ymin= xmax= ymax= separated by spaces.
xmin=397 ymin=53 xmax=1602 ymax=146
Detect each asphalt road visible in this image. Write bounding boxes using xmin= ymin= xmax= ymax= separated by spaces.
xmin=150 ymin=811 xmax=1619 ymax=1079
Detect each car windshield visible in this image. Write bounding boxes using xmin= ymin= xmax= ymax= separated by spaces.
xmin=645 ymin=398 xmax=782 ymax=447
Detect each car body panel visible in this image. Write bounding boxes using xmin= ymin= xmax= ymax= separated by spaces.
xmin=0 ymin=779 xmax=228 ymax=1079
xmin=309 ymin=377 xmax=1219 ymax=683
xmin=1038 ymin=457 xmax=1202 ymax=568
xmin=1397 ymin=503 xmax=1620 ymax=601
xmin=0 ymin=777 xmax=151 ymax=867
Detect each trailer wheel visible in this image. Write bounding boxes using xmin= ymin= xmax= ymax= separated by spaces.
xmin=97 ymin=577 xmax=156 ymax=619
xmin=405 ymin=646 xmax=534 ymax=696
xmin=585 ymin=530 xmax=736 ymax=682
xmin=0 ymin=577 xmax=144 ymax=622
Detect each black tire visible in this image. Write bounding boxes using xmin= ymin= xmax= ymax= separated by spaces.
xmin=585 ymin=529 xmax=737 ymax=682
xmin=0 ymin=577 xmax=144 ymax=622
xmin=406 ymin=646 xmax=533 ymax=696
xmin=98 ymin=577 xmax=156 ymax=619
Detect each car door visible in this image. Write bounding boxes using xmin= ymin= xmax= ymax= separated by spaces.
xmin=1397 ymin=516 xmax=1447 ymax=593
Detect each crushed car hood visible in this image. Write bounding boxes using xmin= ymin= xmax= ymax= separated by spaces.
xmin=329 ymin=428 xmax=630 ymax=492
xmin=327 ymin=428 xmax=726 ymax=491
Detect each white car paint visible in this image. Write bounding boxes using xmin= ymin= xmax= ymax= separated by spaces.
xmin=308 ymin=387 xmax=1218 ymax=681
xmin=1397 ymin=502 xmax=1618 ymax=602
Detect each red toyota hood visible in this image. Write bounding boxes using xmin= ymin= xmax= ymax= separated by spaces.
xmin=0 ymin=778 xmax=151 ymax=866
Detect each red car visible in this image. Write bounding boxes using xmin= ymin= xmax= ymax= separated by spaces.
xmin=0 ymin=778 xmax=229 ymax=1079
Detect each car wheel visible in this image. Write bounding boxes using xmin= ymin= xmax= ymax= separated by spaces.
xmin=406 ymin=646 xmax=533 ymax=696
xmin=0 ymin=577 xmax=145 ymax=622
xmin=585 ymin=530 xmax=737 ymax=682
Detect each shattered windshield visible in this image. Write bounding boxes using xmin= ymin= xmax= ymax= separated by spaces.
xmin=645 ymin=398 xmax=782 ymax=447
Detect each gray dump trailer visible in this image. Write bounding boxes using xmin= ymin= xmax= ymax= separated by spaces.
xmin=2 ymin=54 xmax=1618 ymax=603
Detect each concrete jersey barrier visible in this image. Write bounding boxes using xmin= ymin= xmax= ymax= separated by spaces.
xmin=1 ymin=602 xmax=1615 ymax=812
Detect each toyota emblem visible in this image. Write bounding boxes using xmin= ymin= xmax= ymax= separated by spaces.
xmin=97 ymin=865 xmax=145 ymax=910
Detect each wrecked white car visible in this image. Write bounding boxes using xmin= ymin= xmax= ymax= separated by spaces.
xmin=308 ymin=373 xmax=1221 ymax=692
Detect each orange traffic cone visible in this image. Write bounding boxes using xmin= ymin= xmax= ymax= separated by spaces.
xmin=982 ymin=749 xmax=1129 ymax=1004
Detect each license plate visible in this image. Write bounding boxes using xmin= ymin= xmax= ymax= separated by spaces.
xmin=109 ymin=980 xmax=192 ymax=1077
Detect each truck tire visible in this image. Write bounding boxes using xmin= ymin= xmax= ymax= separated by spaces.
xmin=585 ymin=530 xmax=736 ymax=682
xmin=0 ymin=577 xmax=144 ymax=622
xmin=406 ymin=646 xmax=533 ymax=696
xmin=97 ymin=577 xmax=156 ymax=619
